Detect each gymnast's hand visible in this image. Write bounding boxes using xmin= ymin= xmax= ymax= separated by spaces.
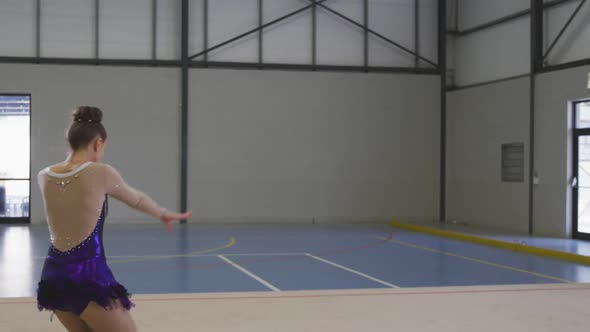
xmin=160 ymin=210 xmax=193 ymax=233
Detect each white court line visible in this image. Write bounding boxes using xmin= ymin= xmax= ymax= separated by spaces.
xmin=218 ymin=255 xmax=281 ymax=292
xmin=306 ymin=253 xmax=399 ymax=288
xmin=219 ymin=253 xmax=306 ymax=257
xmin=34 ymin=252 xmax=307 ymax=259
xmin=35 ymin=252 xmax=307 ymax=260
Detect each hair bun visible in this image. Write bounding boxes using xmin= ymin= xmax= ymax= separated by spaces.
xmin=73 ymin=106 xmax=103 ymax=124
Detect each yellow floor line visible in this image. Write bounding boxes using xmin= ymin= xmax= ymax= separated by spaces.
xmin=385 ymin=237 xmax=572 ymax=283
xmin=392 ymin=221 xmax=590 ymax=266
xmin=109 ymin=237 xmax=236 ymax=264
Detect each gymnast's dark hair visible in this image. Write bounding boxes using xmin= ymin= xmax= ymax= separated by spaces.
xmin=67 ymin=106 xmax=107 ymax=151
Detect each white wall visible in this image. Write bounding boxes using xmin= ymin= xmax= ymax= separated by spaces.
xmin=447 ymin=77 xmax=530 ymax=232
xmin=368 ymin=0 xmax=413 ymax=67
xmin=0 ymin=0 xmax=35 ymax=57
xmin=453 ymin=17 xmax=530 ymax=86
xmin=0 ymin=0 xmax=180 ymax=60
xmin=262 ymin=0 xmax=312 ymax=64
xmin=40 ymin=0 xmax=94 ymax=58
xmin=451 ymin=0 xmax=530 ymax=86
xmin=156 ymin=0 xmax=180 ymax=60
xmin=207 ymin=0 xmax=259 ymax=62
xmin=450 ymin=0 xmax=530 ymax=86
xmin=318 ymin=0 xmax=364 ymax=66
xmin=457 ymin=0 xmax=529 ymax=30
xmin=447 ymin=62 xmax=590 ymax=237
xmin=99 ymin=0 xmax=152 ymax=59
xmin=189 ymin=0 xmax=438 ymax=67
xmin=419 ymin=0 xmax=438 ymax=68
xmin=0 ymin=0 xmax=438 ymax=68
xmin=188 ymin=69 xmax=440 ymax=223
xmin=535 ymin=64 xmax=590 ymax=236
xmin=446 ymin=0 xmax=590 ymax=237
xmin=451 ymin=0 xmax=590 ymax=87
xmin=0 ymin=64 xmax=440 ymax=225
xmin=0 ymin=63 xmax=180 ymax=224
xmin=544 ymin=0 xmax=590 ymax=66
xmin=189 ymin=0 xmax=206 ymax=59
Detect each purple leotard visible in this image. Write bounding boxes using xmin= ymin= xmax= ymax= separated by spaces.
xmin=36 ymin=162 xmax=165 ymax=316
xmin=37 ymin=197 xmax=133 ymax=315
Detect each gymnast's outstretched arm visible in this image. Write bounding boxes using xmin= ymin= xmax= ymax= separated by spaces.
xmin=102 ymin=164 xmax=192 ymax=230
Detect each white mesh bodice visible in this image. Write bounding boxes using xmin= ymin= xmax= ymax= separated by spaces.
xmin=38 ymin=162 xmax=164 ymax=251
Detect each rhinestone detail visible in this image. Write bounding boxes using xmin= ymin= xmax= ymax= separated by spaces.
xmin=50 ymin=225 xmax=99 ymax=256
xmin=46 ymin=167 xmax=83 ymax=190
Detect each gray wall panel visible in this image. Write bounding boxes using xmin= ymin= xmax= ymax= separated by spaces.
xmin=0 ymin=63 xmax=180 ymax=224
xmin=188 ymin=69 xmax=440 ymax=223
xmin=447 ymin=77 xmax=530 ymax=232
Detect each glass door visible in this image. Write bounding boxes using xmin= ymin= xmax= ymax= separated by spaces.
xmin=573 ymin=100 xmax=590 ymax=240
xmin=0 ymin=95 xmax=31 ymax=223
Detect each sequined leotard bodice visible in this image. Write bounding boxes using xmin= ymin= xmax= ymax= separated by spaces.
xmin=37 ymin=162 xmax=165 ymax=315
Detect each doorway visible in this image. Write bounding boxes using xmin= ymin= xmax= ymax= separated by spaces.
xmin=0 ymin=94 xmax=31 ymax=223
xmin=572 ymin=99 xmax=590 ymax=240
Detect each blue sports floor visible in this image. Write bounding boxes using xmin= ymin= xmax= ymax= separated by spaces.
xmin=1 ymin=223 xmax=590 ymax=299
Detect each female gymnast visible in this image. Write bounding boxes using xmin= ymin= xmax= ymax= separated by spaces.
xmin=36 ymin=106 xmax=192 ymax=332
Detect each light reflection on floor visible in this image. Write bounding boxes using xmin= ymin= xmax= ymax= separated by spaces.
xmin=1 ymin=227 xmax=32 ymax=297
